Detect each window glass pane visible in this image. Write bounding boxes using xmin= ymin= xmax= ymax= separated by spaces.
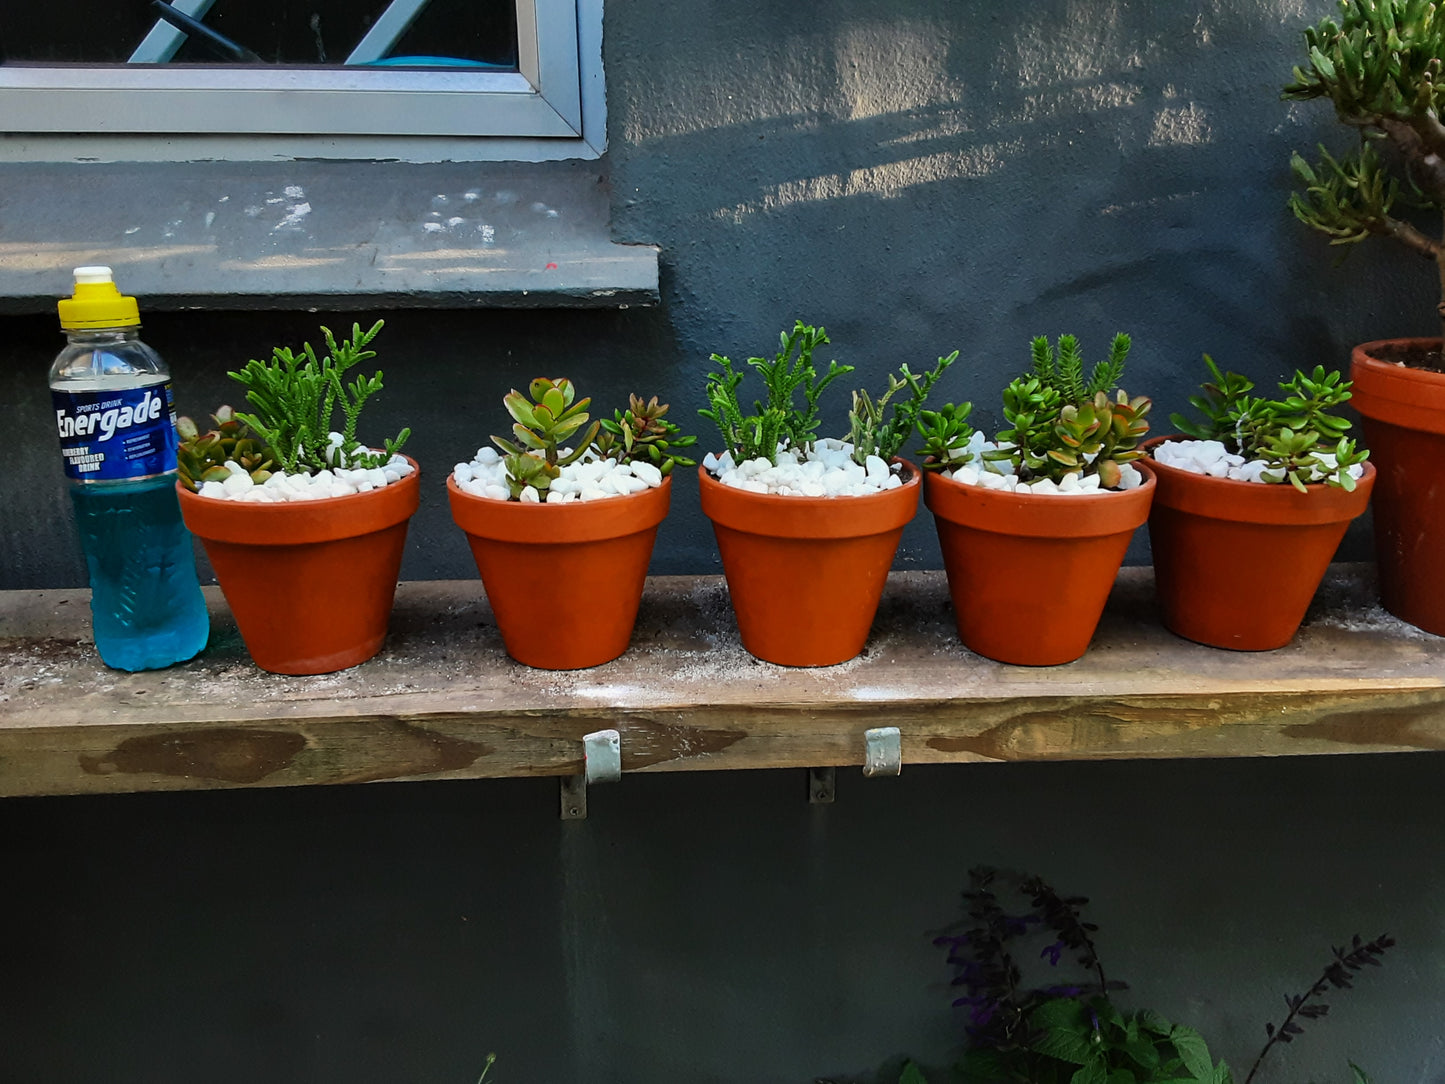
xmin=388 ymin=0 xmax=517 ymax=68
xmin=171 ymin=0 xmax=393 ymax=64
xmin=3 ymin=7 xmax=157 ymax=63
xmin=2 ymin=0 xmax=518 ymax=68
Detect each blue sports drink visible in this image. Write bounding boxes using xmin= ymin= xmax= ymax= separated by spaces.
xmin=49 ymin=267 xmax=208 ymax=671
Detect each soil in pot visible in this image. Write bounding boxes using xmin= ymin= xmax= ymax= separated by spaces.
xmin=697 ymin=461 xmax=920 ymax=667
xmin=177 ymin=460 xmax=420 ymax=675
xmin=1145 ymin=437 xmax=1375 ymax=651
xmin=924 ymin=467 xmax=1154 ymax=666
xmin=448 ymin=475 xmax=671 ymax=670
xmin=1350 ymin=339 xmax=1445 ymax=635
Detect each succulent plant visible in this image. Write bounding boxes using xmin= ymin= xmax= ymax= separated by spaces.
xmin=175 ymin=405 xmax=278 ymax=492
xmin=917 ymin=402 xmax=979 ymax=469
xmin=1284 ymin=0 xmax=1445 ymax=338
xmin=991 ymin=333 xmax=1151 ymax=485
xmin=847 ymin=351 xmax=960 ymax=465
xmin=226 ymin=319 xmax=410 ymax=475
xmin=491 ymin=377 xmax=601 ymax=497
xmin=594 ymin=394 xmax=697 ymax=476
xmin=700 ymin=321 xmax=854 ymax=463
xmin=1040 ymin=390 xmax=1153 ymax=488
xmin=915 ymin=334 xmax=1149 ymax=487
xmin=1171 ymin=355 xmax=1370 ymax=490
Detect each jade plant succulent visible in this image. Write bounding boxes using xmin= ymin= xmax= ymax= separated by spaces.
xmin=699 ymin=319 xmax=957 ymax=466
xmin=1285 ymin=0 xmax=1445 ymax=339
xmin=176 ymin=405 xmax=278 ymax=492
xmin=1170 ymin=356 xmax=1370 ymax=490
xmin=491 ymin=377 xmax=600 ymax=497
xmin=479 ymin=378 xmax=694 ymax=500
xmin=919 ymin=333 xmax=1151 ymax=489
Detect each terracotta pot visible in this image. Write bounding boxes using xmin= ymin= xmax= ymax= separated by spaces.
xmin=448 ymin=475 xmax=671 ymax=670
xmin=924 ymin=466 xmax=1154 ymax=665
xmin=697 ymin=461 xmax=920 ymax=667
xmin=1144 ymin=437 xmax=1374 ymax=651
xmin=1350 ymin=339 xmax=1445 ymax=634
xmin=177 ymin=460 xmax=420 ymax=675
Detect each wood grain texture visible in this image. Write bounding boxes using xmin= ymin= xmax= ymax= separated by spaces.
xmin=1 ymin=566 xmax=1442 ymax=797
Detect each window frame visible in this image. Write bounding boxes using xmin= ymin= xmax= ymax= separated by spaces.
xmin=0 ymin=0 xmax=604 ymax=160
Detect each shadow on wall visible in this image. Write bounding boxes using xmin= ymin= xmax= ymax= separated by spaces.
xmin=609 ymin=0 xmax=1437 ymax=417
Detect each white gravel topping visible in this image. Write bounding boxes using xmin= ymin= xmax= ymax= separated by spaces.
xmin=196 ymin=436 xmax=415 ymax=502
xmin=701 ymin=438 xmax=906 ymax=497
xmin=452 ymin=445 xmax=666 ymax=503
xmin=933 ymin=430 xmax=1143 ymax=494
xmin=1152 ymin=438 xmax=1365 ymax=485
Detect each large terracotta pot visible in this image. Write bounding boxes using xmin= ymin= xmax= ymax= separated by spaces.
xmin=697 ymin=461 xmax=920 ymax=667
xmin=1351 ymin=339 xmax=1445 ymax=634
xmin=1145 ymin=437 xmax=1375 ymax=651
xmin=448 ymin=475 xmax=671 ymax=669
xmin=924 ymin=466 xmax=1154 ymax=666
xmin=177 ymin=461 xmax=420 ymax=675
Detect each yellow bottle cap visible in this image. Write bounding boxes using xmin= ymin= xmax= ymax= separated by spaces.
xmin=57 ymin=265 xmax=140 ymax=330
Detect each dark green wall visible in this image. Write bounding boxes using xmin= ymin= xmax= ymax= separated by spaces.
xmin=2 ymin=3 xmax=1442 ymax=1082
xmin=3 ymin=757 xmax=1439 ymax=1083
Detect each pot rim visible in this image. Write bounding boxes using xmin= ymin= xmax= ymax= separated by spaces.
xmin=1351 ymin=338 xmax=1445 ymax=434
xmin=1143 ymin=435 xmax=1375 ymax=524
xmin=177 ymin=455 xmax=421 ymax=546
xmin=697 ymin=458 xmax=920 ymax=539
xmin=922 ymin=459 xmax=1154 ymax=538
xmin=447 ymin=471 xmax=672 ymax=544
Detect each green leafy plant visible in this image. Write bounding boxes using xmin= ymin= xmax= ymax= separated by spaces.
xmin=919 ymin=334 xmax=1150 ymax=488
xmin=594 ymin=393 xmax=698 ymax=476
xmin=1284 ymin=0 xmax=1445 ymax=339
xmin=700 ymin=321 xmax=855 ymax=462
xmin=224 ymin=319 xmax=410 ymax=476
xmin=1171 ymin=356 xmax=1370 ymax=491
xmin=917 ymin=402 xmax=979 ymax=470
xmin=929 ymin=868 xmax=1392 ymax=1084
xmin=847 ymin=352 xmax=960 ymax=464
xmin=175 ymin=405 xmax=278 ymax=492
xmin=491 ymin=377 xmax=601 ymax=498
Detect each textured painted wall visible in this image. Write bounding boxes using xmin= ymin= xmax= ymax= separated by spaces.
xmin=2 ymin=4 xmax=1443 ymax=1083
xmin=1 ymin=0 xmax=1433 ymax=587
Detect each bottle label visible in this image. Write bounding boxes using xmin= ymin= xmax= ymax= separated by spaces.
xmin=52 ymin=383 xmax=178 ymax=481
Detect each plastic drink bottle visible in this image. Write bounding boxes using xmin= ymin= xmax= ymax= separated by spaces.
xmin=49 ymin=266 xmax=209 ymax=670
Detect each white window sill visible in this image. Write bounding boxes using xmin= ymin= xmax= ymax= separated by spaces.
xmin=0 ymin=158 xmax=657 ymax=311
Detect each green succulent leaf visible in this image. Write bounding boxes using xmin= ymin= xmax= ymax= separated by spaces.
xmin=1171 ymin=355 xmax=1368 ymax=489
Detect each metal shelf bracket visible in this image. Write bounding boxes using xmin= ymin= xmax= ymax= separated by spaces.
xmin=561 ymin=727 xmax=623 ymax=820
xmin=863 ymin=726 xmax=902 ymax=777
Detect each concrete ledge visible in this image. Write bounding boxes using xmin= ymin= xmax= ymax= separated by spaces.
xmin=0 ymin=158 xmax=658 ymax=311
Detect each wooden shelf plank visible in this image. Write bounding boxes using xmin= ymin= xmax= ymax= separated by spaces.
xmin=1 ymin=566 xmax=1443 ymax=798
